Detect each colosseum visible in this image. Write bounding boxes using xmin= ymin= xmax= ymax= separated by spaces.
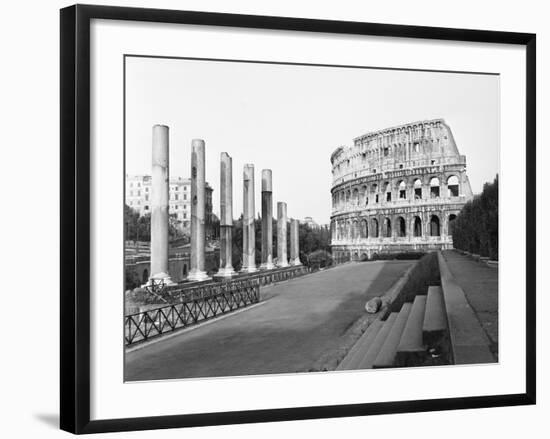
xmin=330 ymin=119 xmax=473 ymax=262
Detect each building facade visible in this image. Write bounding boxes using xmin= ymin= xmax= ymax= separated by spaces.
xmin=126 ymin=175 xmax=214 ymax=237
xmin=330 ymin=119 xmax=473 ymax=262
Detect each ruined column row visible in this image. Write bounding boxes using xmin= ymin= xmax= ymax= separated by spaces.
xmin=146 ymin=124 xmax=300 ymax=285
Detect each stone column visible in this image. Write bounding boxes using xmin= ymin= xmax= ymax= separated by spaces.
xmin=260 ymin=169 xmax=275 ymax=269
xmin=277 ymin=202 xmax=289 ymax=267
xmin=290 ymin=218 xmax=301 ymax=266
xmin=187 ymin=139 xmax=210 ymax=281
xmin=149 ymin=124 xmax=173 ymax=285
xmin=241 ymin=164 xmax=258 ymax=273
xmin=215 ymin=152 xmax=236 ymax=277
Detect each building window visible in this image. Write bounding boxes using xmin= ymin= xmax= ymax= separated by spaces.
xmin=414 ymin=179 xmax=422 ymax=199
xmin=145 ymin=195 xmax=148 ymax=201
xmin=175 ymin=194 xmax=179 ymax=200
xmin=144 ymin=206 xmax=149 ymax=210
xmin=183 ymin=213 xmax=187 ymax=219
xmin=184 ymin=194 xmax=187 ymax=200
xmin=399 ymin=181 xmax=406 ymax=199
xmin=447 ymin=175 xmax=460 ymax=197
xmin=430 ymin=177 xmax=440 ymax=198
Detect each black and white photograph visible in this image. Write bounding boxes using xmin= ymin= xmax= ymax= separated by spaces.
xmin=123 ymin=56 xmax=500 ymax=381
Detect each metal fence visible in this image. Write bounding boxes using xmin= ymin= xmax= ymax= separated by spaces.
xmin=125 ymin=279 xmax=260 ymax=346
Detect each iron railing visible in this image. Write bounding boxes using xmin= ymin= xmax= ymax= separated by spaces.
xmin=125 ymin=279 xmax=260 ymax=346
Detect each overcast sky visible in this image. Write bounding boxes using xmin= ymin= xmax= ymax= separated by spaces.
xmin=125 ymin=56 xmax=499 ymax=225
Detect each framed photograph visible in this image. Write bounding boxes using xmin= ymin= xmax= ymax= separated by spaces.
xmin=60 ymin=4 xmax=536 ymax=434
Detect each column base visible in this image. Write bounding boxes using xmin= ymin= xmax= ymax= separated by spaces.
xmin=214 ymin=267 xmax=237 ymax=278
xmin=289 ymin=260 xmax=302 ymax=266
xmin=259 ymin=262 xmax=276 ymax=270
xmin=277 ymin=262 xmax=290 ymax=268
xmin=187 ymin=269 xmax=211 ymax=282
xmin=240 ymin=266 xmax=259 ymax=274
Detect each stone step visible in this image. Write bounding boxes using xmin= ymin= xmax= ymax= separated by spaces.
xmin=373 ymin=303 xmax=412 ymax=368
xmin=337 ymin=319 xmax=383 ymax=371
xmin=422 ymin=285 xmax=448 ymax=348
xmin=395 ymin=295 xmax=427 ymax=367
xmin=356 ymin=312 xmax=399 ymax=370
xmin=437 ymin=252 xmax=495 ymax=364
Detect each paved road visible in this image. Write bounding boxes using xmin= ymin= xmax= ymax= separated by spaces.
xmin=125 ymin=261 xmax=412 ymax=381
xmin=442 ymin=250 xmax=498 ymax=357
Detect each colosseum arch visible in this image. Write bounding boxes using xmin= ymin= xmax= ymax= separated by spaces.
xmin=385 ymin=182 xmax=392 ymax=202
xmin=430 ymin=214 xmax=441 ymax=236
xmin=430 ymin=177 xmax=440 ymax=198
xmin=447 ymin=175 xmax=460 ymax=197
xmin=396 ymin=216 xmax=406 ymax=237
xmin=398 ymin=180 xmax=407 ymax=199
xmin=371 ymin=218 xmax=379 ymax=237
xmin=383 ymin=217 xmax=392 ymax=237
xmin=412 ymin=216 xmax=422 ymax=237
xmin=414 ymin=178 xmax=422 ymax=199
xmin=353 ymin=187 xmax=359 ymax=205
xmin=362 ymin=185 xmax=368 ymax=205
xmin=360 ymin=219 xmax=368 ymax=238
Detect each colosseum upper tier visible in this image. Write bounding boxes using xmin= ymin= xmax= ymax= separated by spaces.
xmin=330 ymin=119 xmax=473 ymax=262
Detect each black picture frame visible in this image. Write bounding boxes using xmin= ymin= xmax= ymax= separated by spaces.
xmin=60 ymin=4 xmax=536 ymax=434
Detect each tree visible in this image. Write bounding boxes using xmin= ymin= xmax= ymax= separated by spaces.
xmin=124 ymin=204 xmax=184 ymax=242
xmin=452 ymin=175 xmax=498 ymax=259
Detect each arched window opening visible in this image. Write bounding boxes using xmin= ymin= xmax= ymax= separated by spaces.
xmin=384 ymin=218 xmax=392 ymax=238
xmin=346 ymin=190 xmax=351 ymax=203
xmin=414 ymin=179 xmax=422 ymax=199
xmin=142 ymin=269 xmax=149 ymax=284
xmin=413 ymin=216 xmax=422 ymax=237
xmin=397 ymin=217 xmax=406 ymax=237
xmin=371 ymin=218 xmax=379 ymax=238
xmin=448 ymin=214 xmax=457 ymax=236
xmin=430 ymin=215 xmax=440 ymax=237
xmin=353 ymin=220 xmax=358 ymax=239
xmin=447 ymin=175 xmax=460 ymax=197
xmin=385 ymin=182 xmax=392 ymax=202
xmin=430 ymin=177 xmax=440 ymax=198
xmin=372 ymin=184 xmax=378 ymax=203
xmin=399 ymin=181 xmax=407 ymax=199
xmin=182 ymin=264 xmax=187 ymax=276
xmin=353 ymin=188 xmax=359 ymax=205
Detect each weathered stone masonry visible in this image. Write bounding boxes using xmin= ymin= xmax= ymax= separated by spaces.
xmin=330 ymin=119 xmax=473 ymax=262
